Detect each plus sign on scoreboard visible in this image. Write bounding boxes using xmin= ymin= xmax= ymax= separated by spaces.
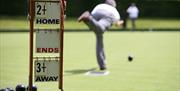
xmin=35 ymin=2 xmax=60 ymax=24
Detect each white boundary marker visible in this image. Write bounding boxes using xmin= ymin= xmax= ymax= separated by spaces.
xmin=85 ymin=71 xmax=110 ymax=76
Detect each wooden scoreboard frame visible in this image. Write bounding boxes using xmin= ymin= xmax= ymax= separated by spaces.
xmin=28 ymin=0 xmax=65 ymax=91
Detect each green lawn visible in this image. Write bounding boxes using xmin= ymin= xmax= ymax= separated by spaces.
xmin=0 ymin=16 xmax=180 ymax=30
xmin=0 ymin=32 xmax=180 ymax=91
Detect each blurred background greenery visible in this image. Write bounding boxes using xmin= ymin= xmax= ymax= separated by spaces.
xmin=0 ymin=0 xmax=180 ymax=31
xmin=0 ymin=0 xmax=180 ymax=17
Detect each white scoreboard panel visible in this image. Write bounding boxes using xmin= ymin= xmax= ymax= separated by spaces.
xmin=35 ymin=2 xmax=60 ymax=18
xmin=36 ymin=29 xmax=60 ymax=53
xmin=34 ymin=59 xmax=59 ymax=82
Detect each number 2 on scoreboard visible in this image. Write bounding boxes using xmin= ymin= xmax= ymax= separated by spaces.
xmin=36 ymin=4 xmax=47 ymax=15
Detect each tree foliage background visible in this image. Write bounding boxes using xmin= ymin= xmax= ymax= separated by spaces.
xmin=0 ymin=0 xmax=180 ymax=17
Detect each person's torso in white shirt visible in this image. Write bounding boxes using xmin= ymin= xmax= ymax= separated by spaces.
xmin=127 ymin=6 xmax=139 ymax=18
xmin=91 ymin=4 xmax=120 ymax=20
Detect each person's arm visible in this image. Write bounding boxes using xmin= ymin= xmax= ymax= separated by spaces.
xmin=113 ymin=8 xmax=123 ymax=27
xmin=114 ymin=20 xmax=124 ymax=27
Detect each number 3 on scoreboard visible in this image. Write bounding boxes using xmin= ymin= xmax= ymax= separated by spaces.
xmin=35 ymin=60 xmax=47 ymax=75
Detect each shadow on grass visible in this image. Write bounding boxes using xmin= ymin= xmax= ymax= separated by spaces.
xmin=64 ymin=68 xmax=97 ymax=76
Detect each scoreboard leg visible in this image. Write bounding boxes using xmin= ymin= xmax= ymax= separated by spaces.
xmin=59 ymin=0 xmax=65 ymax=90
xmin=29 ymin=0 xmax=34 ymax=91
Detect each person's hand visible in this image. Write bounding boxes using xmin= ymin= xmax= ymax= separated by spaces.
xmin=114 ymin=20 xmax=124 ymax=27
